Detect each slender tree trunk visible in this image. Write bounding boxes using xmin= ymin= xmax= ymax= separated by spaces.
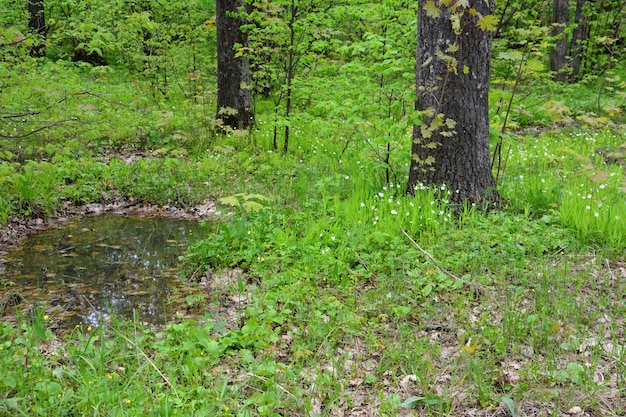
xmin=215 ymin=0 xmax=254 ymax=130
xmin=27 ymin=0 xmax=46 ymax=57
xmin=550 ymin=0 xmax=570 ymax=82
xmin=407 ymin=0 xmax=499 ymax=206
xmin=282 ymin=0 xmax=296 ymax=154
xmin=569 ymin=0 xmax=587 ymax=80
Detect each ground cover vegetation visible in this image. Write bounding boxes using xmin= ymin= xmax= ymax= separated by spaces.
xmin=1 ymin=0 xmax=625 ymax=415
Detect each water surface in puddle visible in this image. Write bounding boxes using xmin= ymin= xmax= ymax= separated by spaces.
xmin=0 ymin=214 xmax=209 ymax=329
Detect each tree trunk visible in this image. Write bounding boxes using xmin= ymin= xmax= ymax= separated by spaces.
xmin=283 ymin=0 xmax=296 ymax=155
xmin=550 ymin=0 xmax=570 ymax=82
xmin=569 ymin=0 xmax=587 ymax=80
xmin=407 ymin=0 xmax=499 ymax=206
xmin=215 ymin=0 xmax=254 ymax=130
xmin=27 ymin=0 xmax=46 ymax=57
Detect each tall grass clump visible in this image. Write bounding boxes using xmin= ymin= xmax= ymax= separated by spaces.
xmin=498 ymin=129 xmax=625 ymax=252
xmin=560 ymin=178 xmax=626 ymax=251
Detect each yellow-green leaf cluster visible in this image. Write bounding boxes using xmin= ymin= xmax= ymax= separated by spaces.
xmin=423 ymin=1 xmax=441 ymax=18
xmin=477 ymin=14 xmax=498 ymax=31
xmin=218 ymin=193 xmax=271 ymax=212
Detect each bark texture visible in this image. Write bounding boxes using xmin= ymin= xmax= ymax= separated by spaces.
xmin=407 ymin=0 xmax=498 ymax=206
xmin=550 ymin=0 xmax=570 ymax=82
xmin=27 ymin=0 xmax=46 ymax=57
xmin=216 ymin=0 xmax=254 ymax=130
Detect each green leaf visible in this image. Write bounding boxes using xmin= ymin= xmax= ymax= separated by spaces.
xmin=423 ymin=1 xmax=441 ymax=18
xmin=499 ymin=395 xmax=520 ymax=417
xmin=400 ymin=396 xmax=426 ymax=408
xmin=46 ymin=382 xmax=62 ymax=395
xmin=422 ymin=284 xmax=433 ymax=296
xmin=477 ymin=14 xmax=498 ymax=31
xmin=451 ymin=13 xmax=461 ymax=34
xmin=421 ymin=124 xmax=433 ymax=139
xmin=218 ymin=195 xmax=241 ymax=207
xmin=2 ymin=376 xmax=16 ymax=389
xmin=243 ymin=193 xmax=270 ymax=201
xmin=446 ymin=43 xmax=459 ymax=53
xmin=400 ymin=395 xmax=441 ymax=408
xmin=242 ymin=201 xmax=265 ymax=212
xmin=206 ymin=340 xmax=221 ymax=356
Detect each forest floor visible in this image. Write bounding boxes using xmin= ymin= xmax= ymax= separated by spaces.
xmin=2 ymin=132 xmax=625 ymax=416
xmin=2 ymin=62 xmax=626 ymax=416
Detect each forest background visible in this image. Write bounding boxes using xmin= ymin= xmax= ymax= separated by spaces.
xmin=0 ymin=0 xmax=625 ymax=416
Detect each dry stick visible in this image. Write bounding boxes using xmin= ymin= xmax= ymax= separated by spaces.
xmin=111 ymin=325 xmax=178 ymax=395
xmin=605 ymin=258 xmax=616 ymax=281
xmin=247 ymin=373 xmax=299 ymax=401
xmin=400 ymin=227 xmax=488 ymax=292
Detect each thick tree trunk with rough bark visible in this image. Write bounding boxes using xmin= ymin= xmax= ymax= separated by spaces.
xmin=28 ymin=0 xmax=46 ymax=57
xmin=407 ymin=0 xmax=499 ymax=206
xmin=215 ymin=0 xmax=254 ymax=130
xmin=550 ymin=0 xmax=570 ymax=82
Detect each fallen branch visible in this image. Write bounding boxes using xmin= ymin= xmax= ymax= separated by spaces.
xmin=400 ymin=227 xmax=489 ymax=293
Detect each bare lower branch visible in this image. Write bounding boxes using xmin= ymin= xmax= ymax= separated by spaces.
xmin=0 ymin=118 xmax=77 ymax=139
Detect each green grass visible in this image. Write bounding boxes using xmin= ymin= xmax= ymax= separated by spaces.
xmin=1 ymin=51 xmax=626 ymax=417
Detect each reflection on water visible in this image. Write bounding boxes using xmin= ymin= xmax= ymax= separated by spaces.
xmin=0 ymin=215 xmax=208 ymax=329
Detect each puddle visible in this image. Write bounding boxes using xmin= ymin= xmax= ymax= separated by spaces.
xmin=0 ymin=214 xmax=209 ymax=330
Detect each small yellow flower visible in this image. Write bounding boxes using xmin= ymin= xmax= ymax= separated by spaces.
xmin=87 ymin=326 xmax=92 ymax=332
xmin=43 ymin=315 xmax=49 ymax=321
xmin=260 ymin=257 xmax=265 ymax=262
xmin=126 ymin=399 xmax=131 ymax=404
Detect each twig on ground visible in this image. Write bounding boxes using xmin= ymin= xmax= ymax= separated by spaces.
xmin=400 ymin=227 xmax=489 ymax=293
xmin=247 ymin=373 xmax=299 ymax=401
xmin=605 ymin=258 xmax=616 ymax=281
